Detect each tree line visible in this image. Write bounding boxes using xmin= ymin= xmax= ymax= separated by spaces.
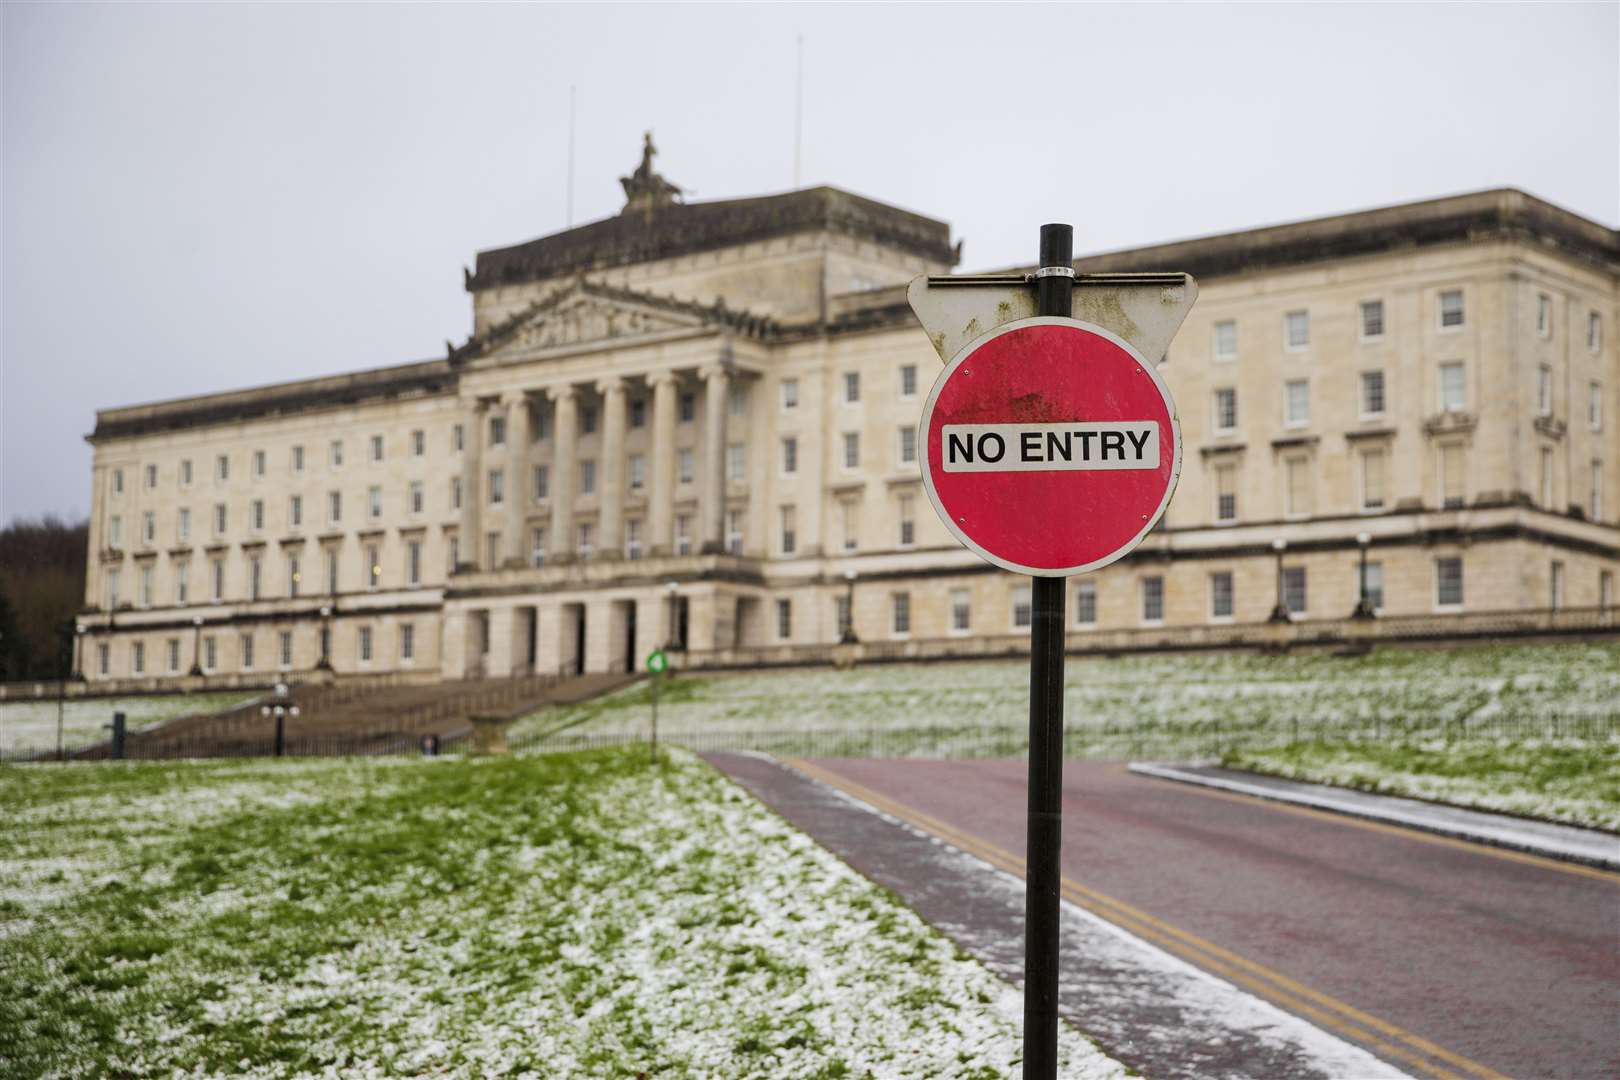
xmin=0 ymin=516 xmax=89 ymax=680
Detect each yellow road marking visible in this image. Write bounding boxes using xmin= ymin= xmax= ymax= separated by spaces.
xmin=1128 ymin=771 xmax=1620 ymax=883
xmin=785 ymin=757 xmax=1512 ymax=1080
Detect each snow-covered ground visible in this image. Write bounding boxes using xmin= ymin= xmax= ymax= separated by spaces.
xmin=0 ymin=692 xmax=257 ymax=754
xmin=1 ymin=749 xmax=1125 ymax=1078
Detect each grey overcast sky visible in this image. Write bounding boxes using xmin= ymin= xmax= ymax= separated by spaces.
xmin=2 ymin=2 xmax=1616 ymax=525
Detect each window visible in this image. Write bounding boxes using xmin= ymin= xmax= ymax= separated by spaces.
xmin=581 ymin=460 xmax=597 ymax=495
xmin=1141 ymin=577 xmax=1164 ymax=623
xmin=781 ymin=379 xmax=799 ymax=411
xmin=776 ymin=598 xmax=792 ymax=640
xmin=139 ymin=565 xmax=153 ymax=608
xmin=279 ymin=630 xmax=293 ymax=667
xmin=1213 ymin=320 xmax=1237 ymax=360
xmin=1210 ymin=571 xmax=1234 ymax=619
xmin=530 ymin=527 xmax=546 ymax=568
xmin=106 ymin=568 xmax=120 ymax=609
xmin=844 ymin=371 xmax=861 ymax=403
xmin=780 ymin=505 xmax=797 ymax=556
xmin=251 ymin=498 xmax=265 ymax=531
xmin=727 ymin=444 xmax=746 ymax=483
xmin=487 ymin=531 xmax=502 ymax=567
xmin=534 ymin=465 xmax=550 ymax=500
xmin=249 ymin=557 xmax=261 ymax=601
xmin=400 ymin=623 xmax=415 ymax=663
xmin=1440 ymin=442 xmax=1466 ymax=508
xmin=1012 ymin=584 xmax=1032 ymax=629
xmin=581 ymin=405 xmax=599 ymax=434
xmin=448 ymin=536 xmax=460 ymax=572
xmin=252 ymin=450 xmax=266 ymax=479
xmin=108 ymin=515 xmax=123 ymax=548
xmin=407 ymin=540 xmax=421 ymax=586
xmin=144 ymin=463 xmax=158 ymax=490
xmin=1214 ymin=463 xmax=1237 ymax=523
xmin=1539 ymin=446 xmax=1554 ymax=506
xmin=1602 ymin=570 xmax=1614 ymax=611
xmin=1360 ymin=371 xmax=1385 ymax=417
xmin=730 ymin=385 xmax=748 ymax=417
xmin=626 ymin=519 xmax=643 ymax=560
xmin=1436 ymin=556 xmax=1464 ymax=607
xmin=113 ymin=467 xmax=124 ymax=495
xmin=1284 ymin=310 xmax=1309 ymax=350
xmin=1589 ymin=312 xmax=1603 ymax=353
xmin=370 ymin=433 xmax=385 ymax=462
xmin=1362 ymin=563 xmax=1384 ymax=612
xmin=898 ymin=426 xmax=917 ymax=466
xmin=488 ymin=469 xmax=505 ymax=505
xmin=289 ymin=495 xmax=302 ymax=528
xmin=950 ymin=589 xmax=971 ymax=633
xmin=1282 ymin=567 xmax=1307 ymax=615
xmin=213 ymin=503 xmax=227 ymax=536
xmin=99 ymin=642 xmax=111 ymax=676
xmin=1360 ymin=448 xmax=1387 ymax=511
xmin=1439 ymin=362 xmax=1467 ymax=412
xmin=1592 ymin=460 xmax=1604 ymax=520
xmin=725 ymin=510 xmax=743 ymax=555
xmin=843 ymin=432 xmax=860 ymax=470
xmin=325 ymin=549 xmax=337 ymax=594
xmin=1537 ymin=293 xmax=1552 ymax=338
xmin=410 ymin=481 xmax=424 ymax=515
xmin=329 ymin=439 xmax=343 ymax=468
xmin=203 ymin=636 xmax=217 ymax=673
xmin=177 ymin=508 xmax=190 ymax=543
xmin=451 ymin=477 xmax=462 ymax=511
xmin=489 ymin=415 xmax=507 ymax=445
xmin=289 ymin=447 xmax=302 ymax=475
xmin=412 ymin=429 xmax=425 ymax=457
xmin=675 ymin=514 xmax=692 ymax=556
xmin=575 ymin=523 xmax=593 ymax=560
xmin=216 ymin=454 xmax=229 ymax=482
xmin=1537 ymin=364 xmax=1553 ymax=416
xmin=1591 ymin=382 xmax=1604 ymax=431
xmin=535 ymin=410 xmax=550 ymax=440
xmin=674 ymin=449 xmax=692 ymax=485
xmin=900 ymin=364 xmax=918 ymax=398
xmin=898 ymin=495 xmax=915 ymax=548
xmin=1550 ymin=560 xmax=1565 ymax=610
xmin=1213 ymin=388 xmax=1238 ymax=432
xmin=835 ymin=595 xmax=852 ymax=640
xmin=167 ymin=638 xmax=180 ymax=673
xmin=181 ymin=459 xmax=194 ymax=487
xmin=211 ymin=558 xmax=224 ymax=602
xmin=453 ymin=424 xmax=464 ymax=452
xmin=142 ymin=511 xmax=155 ymax=545
xmin=1075 ymin=580 xmax=1097 ymax=626
xmin=891 ymin=592 xmax=911 ymax=636
xmin=287 ymin=554 xmax=301 ymax=598
xmin=1284 ymin=380 xmax=1310 ymax=427
xmin=629 ymin=398 xmax=647 ymax=428
xmin=1284 ymin=455 xmax=1312 ymax=517
xmin=1360 ymin=300 xmax=1385 ymax=341
xmin=174 ymin=560 xmax=189 ymax=605
xmin=625 ymin=455 xmax=644 ymax=491
xmin=359 ymin=626 xmax=373 ymax=663
xmin=781 ymin=437 xmax=798 ymax=476
xmin=840 ymin=498 xmax=859 ymax=553
xmin=132 ymin=641 xmax=146 ymax=674
xmin=327 ymin=491 xmax=342 ymax=525
xmin=677 ymin=393 xmax=695 ymax=424
xmin=1439 ymin=289 xmax=1465 ymax=329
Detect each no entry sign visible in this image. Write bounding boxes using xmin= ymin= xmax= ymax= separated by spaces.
xmin=920 ymin=316 xmax=1181 ymax=576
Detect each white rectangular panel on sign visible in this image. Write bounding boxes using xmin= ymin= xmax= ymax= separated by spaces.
xmin=942 ymin=422 xmax=1159 ymax=473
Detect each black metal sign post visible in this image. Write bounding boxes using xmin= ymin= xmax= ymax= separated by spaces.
xmin=1023 ymin=223 xmax=1072 ymax=1080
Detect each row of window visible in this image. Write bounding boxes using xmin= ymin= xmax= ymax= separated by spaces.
xmin=101 ymin=540 xmax=420 ymax=610
xmin=92 ymin=622 xmax=418 ymax=677
xmin=1206 ymin=293 xmax=1604 ymax=361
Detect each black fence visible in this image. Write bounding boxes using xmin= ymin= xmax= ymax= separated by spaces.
xmin=5 ymin=710 xmax=1614 ymax=765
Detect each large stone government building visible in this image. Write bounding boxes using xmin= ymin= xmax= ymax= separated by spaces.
xmin=80 ymin=144 xmax=1619 ymax=684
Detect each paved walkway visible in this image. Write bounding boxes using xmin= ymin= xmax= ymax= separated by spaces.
xmin=1130 ymin=763 xmax=1620 ymax=870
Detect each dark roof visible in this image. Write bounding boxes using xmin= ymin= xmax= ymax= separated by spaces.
xmin=467 ymin=186 xmax=959 ymax=291
xmin=90 ymin=360 xmax=454 ymax=442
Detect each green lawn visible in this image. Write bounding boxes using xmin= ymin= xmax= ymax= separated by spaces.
xmin=1222 ymin=738 xmax=1620 ymax=832
xmin=0 ymin=692 xmax=257 ymax=754
xmin=1 ymin=750 xmax=1121 ymax=1079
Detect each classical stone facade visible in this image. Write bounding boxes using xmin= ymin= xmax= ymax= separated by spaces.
xmin=79 ymin=151 xmax=1619 ymax=684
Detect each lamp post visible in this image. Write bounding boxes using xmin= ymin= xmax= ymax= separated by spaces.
xmin=188 ymin=614 xmax=205 ymax=677
xmin=1267 ymin=537 xmax=1291 ymax=623
xmin=840 ymin=569 xmax=859 ymax=644
xmin=261 ymin=682 xmax=295 ymax=756
xmin=72 ymin=623 xmax=87 ymax=682
xmin=316 ymin=605 xmax=334 ymax=671
xmin=1351 ymin=532 xmax=1376 ymax=619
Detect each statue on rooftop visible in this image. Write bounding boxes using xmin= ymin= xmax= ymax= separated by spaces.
xmin=620 ymin=131 xmax=684 ymax=215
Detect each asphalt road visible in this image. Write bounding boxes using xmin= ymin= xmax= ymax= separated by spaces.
xmin=778 ymin=758 xmax=1619 ymax=1080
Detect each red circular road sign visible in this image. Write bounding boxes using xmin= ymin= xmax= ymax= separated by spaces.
xmin=920 ymin=316 xmax=1182 ymax=577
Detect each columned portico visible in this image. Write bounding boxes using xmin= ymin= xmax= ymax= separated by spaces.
xmin=598 ymin=377 xmax=628 ymax=557
xmin=700 ymin=362 xmax=730 ymax=553
xmin=649 ymin=370 xmax=678 ymax=555
xmin=548 ymin=385 xmax=579 ymax=561
xmin=504 ymin=391 xmax=531 ymax=567
xmin=458 ymin=399 xmax=486 ymax=570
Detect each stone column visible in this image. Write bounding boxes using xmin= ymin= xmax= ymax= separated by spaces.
xmin=504 ymin=392 xmax=531 ymax=567
xmin=597 ymin=376 xmax=627 ymax=557
xmin=648 ymin=371 xmax=678 ymax=555
xmin=700 ymin=363 xmax=730 ymax=553
xmin=459 ymin=400 xmax=485 ymax=571
xmin=547 ymin=385 xmax=578 ymax=561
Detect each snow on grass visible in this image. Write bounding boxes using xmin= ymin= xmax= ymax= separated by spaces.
xmin=1 ymin=750 xmax=1124 ymax=1079
xmin=0 ymin=693 xmax=257 ymax=753
xmin=1222 ymin=737 xmax=1620 ymax=832
xmin=509 ymin=642 xmax=1620 ymax=749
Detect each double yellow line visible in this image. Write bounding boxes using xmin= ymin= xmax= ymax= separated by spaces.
xmin=783 ymin=757 xmax=1510 ymax=1080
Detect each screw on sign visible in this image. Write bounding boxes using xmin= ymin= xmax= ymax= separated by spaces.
xmin=908 ymin=226 xmax=1194 ymax=1080
xmin=920 ymin=317 xmax=1182 ymax=575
